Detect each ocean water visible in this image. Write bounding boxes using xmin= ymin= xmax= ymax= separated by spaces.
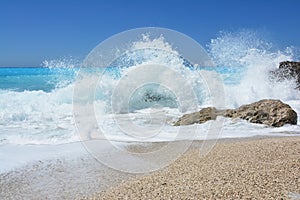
xmin=1 ymin=31 xmax=300 ymax=172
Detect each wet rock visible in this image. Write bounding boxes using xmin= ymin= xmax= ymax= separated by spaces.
xmin=173 ymin=107 xmax=218 ymax=126
xmin=270 ymin=61 xmax=300 ymax=89
xmin=174 ymin=99 xmax=297 ymax=127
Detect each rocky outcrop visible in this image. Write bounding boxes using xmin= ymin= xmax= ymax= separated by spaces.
xmin=270 ymin=61 xmax=300 ymax=89
xmin=174 ymin=99 xmax=297 ymax=127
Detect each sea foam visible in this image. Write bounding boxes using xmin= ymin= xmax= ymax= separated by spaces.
xmin=0 ymin=30 xmax=299 ymax=147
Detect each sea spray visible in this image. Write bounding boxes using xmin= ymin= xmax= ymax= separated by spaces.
xmin=0 ymin=30 xmax=299 ymax=146
xmin=208 ymin=30 xmax=300 ymax=107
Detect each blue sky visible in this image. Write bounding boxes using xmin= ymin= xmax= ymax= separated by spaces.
xmin=0 ymin=0 xmax=299 ymax=67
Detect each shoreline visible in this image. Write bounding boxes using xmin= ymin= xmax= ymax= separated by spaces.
xmin=1 ymin=135 xmax=300 ymax=199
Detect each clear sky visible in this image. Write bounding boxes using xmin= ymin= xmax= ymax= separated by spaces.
xmin=1 ymin=0 xmax=299 ymax=67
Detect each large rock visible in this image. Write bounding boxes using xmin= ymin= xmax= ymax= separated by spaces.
xmin=270 ymin=61 xmax=300 ymax=89
xmin=173 ymin=107 xmax=218 ymax=126
xmin=174 ymin=99 xmax=297 ymax=127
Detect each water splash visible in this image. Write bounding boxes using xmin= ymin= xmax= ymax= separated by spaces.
xmin=208 ymin=30 xmax=300 ymax=107
xmin=1 ymin=30 xmax=299 ymax=146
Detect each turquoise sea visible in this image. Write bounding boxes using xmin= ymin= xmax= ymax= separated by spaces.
xmin=0 ymin=32 xmax=299 ymax=172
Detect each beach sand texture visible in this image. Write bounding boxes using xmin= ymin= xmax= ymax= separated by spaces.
xmin=1 ymin=136 xmax=299 ymax=199
xmin=93 ymin=136 xmax=300 ymax=199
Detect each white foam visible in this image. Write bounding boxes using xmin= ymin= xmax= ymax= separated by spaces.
xmin=0 ymin=86 xmax=76 ymax=145
xmin=1 ymin=30 xmax=300 ymax=173
xmin=0 ymin=142 xmax=87 ymax=173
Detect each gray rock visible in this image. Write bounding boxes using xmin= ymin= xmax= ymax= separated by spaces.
xmin=174 ymin=99 xmax=297 ymax=127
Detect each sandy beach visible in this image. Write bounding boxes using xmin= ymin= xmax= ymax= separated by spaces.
xmin=92 ymin=136 xmax=300 ymax=199
xmin=1 ymin=136 xmax=299 ymax=199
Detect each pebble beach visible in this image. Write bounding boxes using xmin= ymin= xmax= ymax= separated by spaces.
xmin=93 ymin=136 xmax=300 ymax=199
xmin=1 ymin=136 xmax=299 ymax=199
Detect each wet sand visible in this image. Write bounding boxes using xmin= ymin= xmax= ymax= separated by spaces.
xmin=1 ymin=136 xmax=300 ymax=199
